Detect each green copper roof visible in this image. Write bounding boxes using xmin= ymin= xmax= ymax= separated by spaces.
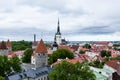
xmin=56 ymin=32 xmax=61 ymax=35
xmin=94 ymin=72 xmax=108 ymax=80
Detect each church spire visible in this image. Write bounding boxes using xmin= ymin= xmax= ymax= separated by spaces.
xmin=56 ymin=18 xmax=61 ymax=35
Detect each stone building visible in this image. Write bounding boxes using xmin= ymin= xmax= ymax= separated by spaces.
xmin=8 ymin=39 xmax=51 ymax=80
xmin=0 ymin=40 xmax=12 ymax=55
xmin=54 ymin=19 xmax=67 ymax=46
xmin=54 ymin=19 xmax=62 ymax=45
xmin=31 ymin=39 xmax=48 ymax=68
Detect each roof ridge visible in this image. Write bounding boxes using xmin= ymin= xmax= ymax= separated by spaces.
xmin=35 ymin=39 xmax=47 ymax=53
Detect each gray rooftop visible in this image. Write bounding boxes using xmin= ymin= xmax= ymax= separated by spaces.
xmin=7 ymin=66 xmax=51 ymax=80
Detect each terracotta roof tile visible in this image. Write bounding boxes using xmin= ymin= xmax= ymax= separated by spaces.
xmin=35 ymin=39 xmax=47 ymax=53
xmin=59 ymin=45 xmax=74 ymax=52
xmin=93 ymin=42 xmax=109 ymax=45
xmin=105 ymin=60 xmax=120 ymax=70
xmin=51 ymin=58 xmax=81 ymax=66
xmin=0 ymin=41 xmax=7 ymax=49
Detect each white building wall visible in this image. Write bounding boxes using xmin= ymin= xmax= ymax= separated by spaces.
xmin=56 ymin=35 xmax=61 ymax=45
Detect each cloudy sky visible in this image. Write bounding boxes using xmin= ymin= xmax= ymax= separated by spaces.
xmin=0 ymin=0 xmax=120 ymax=41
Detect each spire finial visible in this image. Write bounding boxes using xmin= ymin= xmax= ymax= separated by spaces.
xmin=57 ymin=18 xmax=60 ymax=33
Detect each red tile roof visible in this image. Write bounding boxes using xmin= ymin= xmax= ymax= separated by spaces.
xmin=59 ymin=45 xmax=74 ymax=52
xmin=51 ymin=58 xmax=81 ymax=66
xmin=0 ymin=41 xmax=7 ymax=49
xmin=78 ymin=54 xmax=91 ymax=61
xmin=35 ymin=39 xmax=47 ymax=53
xmin=93 ymin=42 xmax=109 ymax=45
xmin=105 ymin=60 xmax=120 ymax=70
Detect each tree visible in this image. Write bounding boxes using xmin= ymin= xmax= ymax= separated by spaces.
xmin=79 ymin=50 xmax=85 ymax=54
xmin=0 ymin=55 xmax=11 ymax=77
xmin=89 ymin=59 xmax=104 ymax=68
xmin=22 ymin=48 xmax=33 ymax=63
xmin=12 ymin=40 xmax=32 ymax=51
xmin=45 ymin=43 xmax=52 ymax=49
xmin=100 ymin=50 xmax=111 ymax=57
xmin=49 ymin=49 xmax=74 ymax=64
xmin=0 ymin=55 xmax=21 ymax=77
xmin=49 ymin=61 xmax=96 ymax=80
xmin=83 ymin=44 xmax=91 ymax=49
xmin=110 ymin=56 xmax=120 ymax=60
xmin=0 ymin=76 xmax=5 ymax=80
xmin=10 ymin=55 xmax=21 ymax=73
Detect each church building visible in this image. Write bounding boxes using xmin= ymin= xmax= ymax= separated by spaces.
xmin=54 ymin=19 xmax=62 ymax=45
xmin=53 ymin=19 xmax=67 ymax=47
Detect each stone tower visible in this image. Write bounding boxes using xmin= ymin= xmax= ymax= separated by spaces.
xmin=32 ymin=34 xmax=38 ymax=49
xmin=0 ymin=41 xmax=8 ymax=55
xmin=34 ymin=39 xmax=48 ymax=68
xmin=55 ymin=18 xmax=62 ymax=45
xmin=6 ymin=39 xmax=12 ymax=51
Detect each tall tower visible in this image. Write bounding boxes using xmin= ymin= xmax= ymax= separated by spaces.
xmin=55 ymin=18 xmax=62 ymax=45
xmin=33 ymin=39 xmax=48 ymax=68
xmin=6 ymin=39 xmax=12 ymax=51
xmin=32 ymin=34 xmax=38 ymax=49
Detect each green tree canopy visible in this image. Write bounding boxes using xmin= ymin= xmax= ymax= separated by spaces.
xmin=89 ymin=59 xmax=104 ymax=68
xmin=79 ymin=50 xmax=85 ymax=54
xmin=0 ymin=55 xmax=21 ymax=77
xmin=0 ymin=55 xmax=11 ymax=77
xmin=12 ymin=40 xmax=32 ymax=51
xmin=10 ymin=55 xmax=21 ymax=73
xmin=110 ymin=56 xmax=120 ymax=60
xmin=22 ymin=48 xmax=33 ymax=63
xmin=49 ymin=61 xmax=96 ymax=80
xmin=49 ymin=49 xmax=74 ymax=64
xmin=100 ymin=50 xmax=111 ymax=57
xmin=0 ymin=76 xmax=5 ymax=80
xmin=83 ymin=44 xmax=91 ymax=49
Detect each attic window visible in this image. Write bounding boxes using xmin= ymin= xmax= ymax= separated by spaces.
xmin=36 ymin=73 xmax=38 ymax=76
xmin=38 ymin=54 xmax=41 ymax=56
xmin=23 ymin=74 xmax=27 ymax=77
xmin=19 ymin=75 xmax=23 ymax=78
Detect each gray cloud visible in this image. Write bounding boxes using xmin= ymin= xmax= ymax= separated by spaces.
xmin=0 ymin=0 xmax=120 ymax=41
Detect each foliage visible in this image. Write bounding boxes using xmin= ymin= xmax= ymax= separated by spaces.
xmin=12 ymin=40 xmax=32 ymax=51
xmin=100 ymin=50 xmax=111 ymax=57
xmin=0 ymin=55 xmax=12 ymax=77
xmin=113 ymin=44 xmax=120 ymax=47
xmin=45 ymin=43 xmax=52 ymax=49
xmin=22 ymin=48 xmax=33 ymax=63
xmin=10 ymin=56 xmax=21 ymax=73
xmin=83 ymin=44 xmax=91 ymax=49
xmin=110 ymin=56 xmax=120 ymax=60
xmin=79 ymin=50 xmax=85 ymax=54
xmin=49 ymin=61 xmax=96 ymax=80
xmin=103 ymin=57 xmax=110 ymax=62
xmin=49 ymin=49 xmax=74 ymax=64
xmin=0 ymin=76 xmax=5 ymax=80
xmin=0 ymin=55 xmax=21 ymax=77
xmin=89 ymin=59 xmax=104 ymax=68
